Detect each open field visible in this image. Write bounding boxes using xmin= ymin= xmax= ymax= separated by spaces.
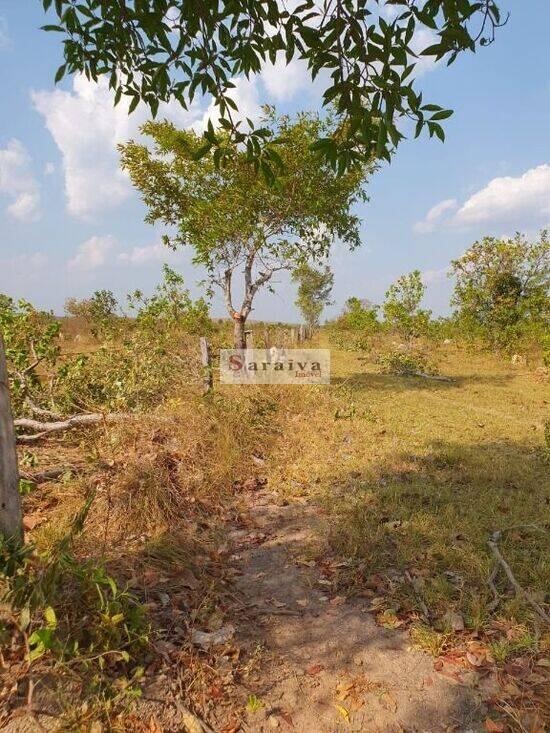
xmin=2 ymin=326 xmax=548 ymax=732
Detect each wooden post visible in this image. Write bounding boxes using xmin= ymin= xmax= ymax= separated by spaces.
xmin=245 ymin=329 xmax=254 ymax=349
xmin=290 ymin=328 xmax=296 ymax=345
xmin=199 ymin=337 xmax=213 ymax=395
xmin=0 ymin=334 xmax=22 ymax=544
xmin=298 ymin=324 xmax=305 ymax=343
xmin=263 ymin=326 xmax=269 ymax=349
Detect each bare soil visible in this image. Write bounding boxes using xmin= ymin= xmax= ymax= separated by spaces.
xmin=230 ymin=486 xmax=487 ymax=732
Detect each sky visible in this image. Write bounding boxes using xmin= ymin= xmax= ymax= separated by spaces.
xmin=0 ymin=1 xmax=549 ymax=321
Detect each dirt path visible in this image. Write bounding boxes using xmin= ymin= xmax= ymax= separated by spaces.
xmin=230 ymin=487 xmax=486 ymax=732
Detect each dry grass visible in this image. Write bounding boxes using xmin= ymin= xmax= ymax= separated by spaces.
xmin=265 ymin=338 xmax=549 ymax=634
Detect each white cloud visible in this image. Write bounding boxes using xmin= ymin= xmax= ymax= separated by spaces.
xmin=0 ymin=139 xmax=41 ymax=221
xmin=261 ymin=55 xmax=311 ymax=102
xmin=118 ymin=242 xmax=180 ymax=265
xmin=416 ymin=164 xmax=550 ymax=233
xmin=414 ymin=198 xmax=457 ymax=233
xmin=453 ymin=164 xmax=550 ymax=227
xmin=7 ymin=191 xmax=41 ymax=220
xmin=196 ymin=76 xmax=262 ymax=133
xmin=421 ymin=266 xmax=450 ymax=284
xmin=68 ymin=235 xmax=116 ymax=271
xmin=32 ymin=75 xmax=204 ymax=219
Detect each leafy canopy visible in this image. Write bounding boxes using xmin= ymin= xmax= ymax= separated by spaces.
xmin=41 ymin=0 xmax=505 ymax=174
xmin=450 ymin=231 xmax=549 ymax=348
xmin=383 ymin=269 xmax=431 ymax=338
xmin=292 ymin=262 xmax=334 ymax=328
xmin=119 ymin=110 xmax=368 ymax=326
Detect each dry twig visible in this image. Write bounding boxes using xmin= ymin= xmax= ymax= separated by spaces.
xmin=487 ymin=528 xmax=549 ymax=624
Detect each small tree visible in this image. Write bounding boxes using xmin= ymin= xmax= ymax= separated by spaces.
xmin=450 ymin=232 xmax=549 ymax=349
xmin=292 ymin=263 xmax=334 ymax=333
xmin=341 ymin=297 xmax=379 ymax=332
xmin=65 ymin=289 xmax=119 ymax=339
xmin=383 ymin=270 xmax=431 ymax=340
xmin=127 ymin=265 xmax=212 ymax=337
xmin=120 ymin=110 xmax=368 ymax=348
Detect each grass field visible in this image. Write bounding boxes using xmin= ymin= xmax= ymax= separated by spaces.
xmin=4 ymin=329 xmax=549 ymax=730
xmin=267 ymin=340 xmax=549 ymax=641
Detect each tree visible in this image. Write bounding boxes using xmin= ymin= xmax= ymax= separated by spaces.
xmin=41 ymin=0 xmax=505 ymax=173
xmin=383 ymin=270 xmax=431 ymax=339
xmin=292 ymin=263 xmax=334 ymax=331
xmin=119 ymin=111 xmax=368 ymax=348
xmin=127 ymin=264 xmax=212 ymax=336
xmin=344 ymin=297 xmax=379 ymax=329
xmin=0 ymin=333 xmax=22 ymax=544
xmin=450 ymin=231 xmax=550 ymax=349
xmin=65 ymin=289 xmax=119 ymax=338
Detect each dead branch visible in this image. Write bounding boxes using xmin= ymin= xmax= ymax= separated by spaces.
xmin=19 ymin=466 xmax=80 ymax=484
xmin=15 ymin=413 xmax=120 ymax=443
xmin=487 ymin=529 xmax=550 ymax=624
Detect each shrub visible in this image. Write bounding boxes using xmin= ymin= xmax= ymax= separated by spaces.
xmin=376 ymin=346 xmax=438 ymax=376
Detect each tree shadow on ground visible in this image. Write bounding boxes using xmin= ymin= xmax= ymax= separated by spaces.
xmin=329 ymin=370 xmax=517 ymax=393
xmin=232 ymin=437 xmax=548 ymax=730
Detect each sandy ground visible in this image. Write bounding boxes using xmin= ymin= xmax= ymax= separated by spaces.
xmin=230 ymin=488 xmax=487 ymax=733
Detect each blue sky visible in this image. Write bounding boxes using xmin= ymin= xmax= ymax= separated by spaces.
xmin=1 ymin=1 xmax=549 ymax=320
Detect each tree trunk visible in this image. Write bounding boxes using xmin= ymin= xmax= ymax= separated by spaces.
xmin=233 ymin=318 xmax=246 ymax=349
xmin=0 ymin=334 xmax=22 ymax=544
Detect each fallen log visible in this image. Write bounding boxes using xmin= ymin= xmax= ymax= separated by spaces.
xmin=19 ymin=465 xmax=80 ymax=484
xmin=15 ymin=413 xmax=118 ymax=443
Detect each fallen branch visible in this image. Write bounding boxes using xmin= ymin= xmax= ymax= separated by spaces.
xmin=487 ymin=529 xmax=550 ymax=624
xmin=15 ymin=413 xmax=119 ymax=443
xmin=19 ymin=465 xmax=80 ymax=484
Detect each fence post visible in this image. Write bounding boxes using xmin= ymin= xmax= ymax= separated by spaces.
xmin=199 ymin=337 xmax=213 ymax=395
xmin=0 ymin=334 xmax=22 ymax=544
xmin=245 ymin=329 xmax=254 ymax=349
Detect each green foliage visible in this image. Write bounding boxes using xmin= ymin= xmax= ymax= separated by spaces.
xmin=0 ymin=296 xmax=60 ymax=415
xmin=292 ymin=262 xmax=334 ymax=329
xmin=58 ymin=269 xmax=210 ymax=412
xmin=341 ymin=297 xmax=380 ymax=332
xmin=2 ymin=267 xmax=212 ymax=419
xmin=450 ymin=231 xmax=550 ymax=351
xmin=120 ymin=111 xmax=368 ymax=336
xmin=377 ymin=346 xmax=438 ymax=376
xmin=127 ymin=264 xmax=211 ymax=337
xmin=65 ymin=289 xmax=119 ymax=339
xmin=383 ymin=270 xmax=431 ymax=339
xmin=0 ymin=496 xmax=148 ymax=668
xmin=42 ymin=0 xmax=504 ymax=173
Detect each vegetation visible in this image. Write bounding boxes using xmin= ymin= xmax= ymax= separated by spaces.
xmin=0 ymin=233 xmax=548 ymax=727
xmin=382 ymin=269 xmax=431 ymax=340
xmin=120 ymin=111 xmax=368 ymax=347
xmin=41 ymin=0 xmax=505 ymax=173
xmin=292 ymin=262 xmax=334 ymax=332
xmin=450 ymin=231 xmax=549 ymax=351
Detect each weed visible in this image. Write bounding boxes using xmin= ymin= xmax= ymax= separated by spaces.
xmin=246 ymin=694 xmax=264 ymax=713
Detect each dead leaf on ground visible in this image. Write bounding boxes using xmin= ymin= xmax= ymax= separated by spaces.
xmin=484 ymin=718 xmax=505 ymax=732
xmin=334 ymin=703 xmax=350 ymax=723
xmin=306 ymin=663 xmax=324 ymax=676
